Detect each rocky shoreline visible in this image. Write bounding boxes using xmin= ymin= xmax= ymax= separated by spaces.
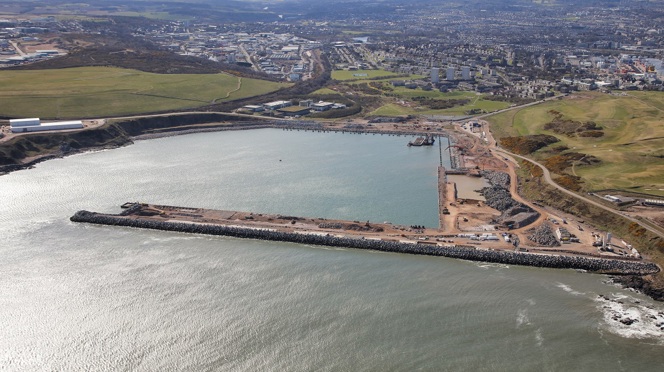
xmin=0 ymin=142 xmax=128 ymax=175
xmin=71 ymin=210 xmax=660 ymax=276
xmin=612 ymin=275 xmax=664 ymax=302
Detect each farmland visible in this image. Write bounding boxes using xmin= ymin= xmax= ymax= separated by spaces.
xmin=0 ymin=67 xmax=289 ymax=119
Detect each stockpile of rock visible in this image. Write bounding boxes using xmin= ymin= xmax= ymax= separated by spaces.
xmin=482 ymin=185 xmax=517 ymax=210
xmin=480 ymin=170 xmax=539 ymax=229
xmin=481 ymin=184 xmax=540 ymax=229
xmin=527 ymin=224 xmax=561 ymax=246
xmin=319 ymin=222 xmax=343 ymax=229
xmin=480 ymin=170 xmax=510 ymax=189
xmin=71 ymin=210 xmax=660 ymax=276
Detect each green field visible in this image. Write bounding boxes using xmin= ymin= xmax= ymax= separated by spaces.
xmin=0 ymin=67 xmax=289 ymax=118
xmin=331 ymin=69 xmax=408 ymax=81
xmin=310 ymin=87 xmax=339 ymax=95
xmin=389 ymin=88 xmax=476 ymax=100
xmin=367 ymin=74 xmax=426 ymax=82
xmin=370 ymin=93 xmax=510 ymax=117
xmin=486 ymin=92 xmax=664 ymax=196
xmin=370 ymin=103 xmax=415 ymax=116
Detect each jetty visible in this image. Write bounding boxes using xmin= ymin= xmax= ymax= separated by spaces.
xmin=438 ymin=166 xmax=448 ymax=229
xmin=70 ymin=203 xmax=660 ymax=275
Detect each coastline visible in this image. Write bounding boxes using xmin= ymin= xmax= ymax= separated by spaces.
xmin=0 ymin=115 xmax=449 ymax=176
xmin=4 ymin=115 xmax=664 ymax=301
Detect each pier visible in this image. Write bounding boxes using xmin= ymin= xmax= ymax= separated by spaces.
xmin=438 ymin=166 xmax=448 ymax=229
xmin=70 ymin=203 xmax=660 ymax=275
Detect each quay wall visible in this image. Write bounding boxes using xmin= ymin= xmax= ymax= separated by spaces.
xmin=71 ymin=210 xmax=660 ymax=276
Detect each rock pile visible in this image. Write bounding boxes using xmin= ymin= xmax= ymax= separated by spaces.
xmin=481 ymin=183 xmax=539 ymax=229
xmin=480 ymin=170 xmax=510 ymax=189
xmin=527 ymin=224 xmax=561 ymax=246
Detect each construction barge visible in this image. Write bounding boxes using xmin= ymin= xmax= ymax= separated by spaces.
xmin=408 ymin=134 xmax=436 ymax=146
xmin=69 ymin=203 xmax=659 ymax=275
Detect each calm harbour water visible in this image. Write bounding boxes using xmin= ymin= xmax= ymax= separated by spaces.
xmin=1 ymin=128 xmax=664 ymax=371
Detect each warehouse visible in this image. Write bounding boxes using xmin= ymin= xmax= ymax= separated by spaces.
xmin=10 ymin=118 xmax=41 ymax=128
xmin=10 ymin=118 xmax=84 ymax=133
xmin=263 ymin=100 xmax=292 ymax=110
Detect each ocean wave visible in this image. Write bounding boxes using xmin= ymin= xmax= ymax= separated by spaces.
xmin=475 ymin=262 xmax=510 ymax=270
xmin=535 ymin=328 xmax=544 ymax=347
xmin=556 ymin=282 xmax=586 ymax=296
xmin=516 ymin=308 xmax=531 ymax=328
xmin=595 ymin=294 xmax=664 ymax=340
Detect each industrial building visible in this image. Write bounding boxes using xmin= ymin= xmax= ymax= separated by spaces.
xmin=263 ymin=100 xmax=292 ymax=110
xmin=10 ymin=118 xmax=84 ymax=133
xmin=644 ymin=199 xmax=664 ymax=207
xmin=9 ymin=118 xmax=41 ymax=128
xmin=241 ymin=105 xmax=264 ymax=112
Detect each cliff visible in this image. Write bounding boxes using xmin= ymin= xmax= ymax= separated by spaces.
xmin=0 ymin=113 xmax=261 ymax=172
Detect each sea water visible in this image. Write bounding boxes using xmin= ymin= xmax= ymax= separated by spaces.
xmin=1 ymin=129 xmax=663 ymax=371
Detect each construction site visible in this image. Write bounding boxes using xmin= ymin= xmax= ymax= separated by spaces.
xmin=62 ymin=114 xmax=652 ymax=265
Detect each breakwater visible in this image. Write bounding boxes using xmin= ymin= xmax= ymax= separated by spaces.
xmin=71 ymin=210 xmax=660 ymax=276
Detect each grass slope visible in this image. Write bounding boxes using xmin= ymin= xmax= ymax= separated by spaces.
xmin=487 ymin=92 xmax=664 ymax=196
xmin=370 ymin=92 xmax=510 ymax=117
xmin=0 ymin=67 xmax=288 ymax=118
xmin=331 ymin=69 xmax=409 ymax=81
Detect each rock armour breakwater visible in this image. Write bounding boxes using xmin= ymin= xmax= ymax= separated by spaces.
xmin=71 ymin=210 xmax=659 ymax=276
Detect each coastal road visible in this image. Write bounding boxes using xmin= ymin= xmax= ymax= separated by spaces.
xmin=493 ymin=147 xmax=664 ymax=240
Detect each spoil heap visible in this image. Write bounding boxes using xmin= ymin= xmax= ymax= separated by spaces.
xmin=527 ymin=224 xmax=561 ymax=247
xmin=480 ymin=171 xmax=539 ymax=229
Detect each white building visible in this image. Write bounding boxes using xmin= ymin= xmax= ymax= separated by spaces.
xmin=462 ymin=66 xmax=471 ymax=80
xmin=9 ymin=118 xmax=40 ymax=128
xmin=431 ymin=67 xmax=440 ymax=83
xmin=10 ymin=118 xmax=84 ymax=133
xmin=311 ymin=101 xmax=335 ymax=111
xmin=446 ymin=67 xmax=455 ymax=81
xmin=263 ymin=100 xmax=292 ymax=110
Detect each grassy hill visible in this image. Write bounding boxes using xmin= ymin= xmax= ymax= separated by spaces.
xmin=331 ymin=69 xmax=422 ymax=81
xmin=487 ymin=91 xmax=664 ymax=196
xmin=0 ymin=67 xmax=289 ymax=118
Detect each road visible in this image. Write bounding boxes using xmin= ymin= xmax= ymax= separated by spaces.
xmin=473 ymin=94 xmax=566 ymax=120
xmin=9 ymin=40 xmax=26 ymax=57
xmin=493 ymin=147 xmax=664 ymax=239
xmin=467 ymin=123 xmax=549 ymax=238
xmin=238 ymin=44 xmax=258 ymax=71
